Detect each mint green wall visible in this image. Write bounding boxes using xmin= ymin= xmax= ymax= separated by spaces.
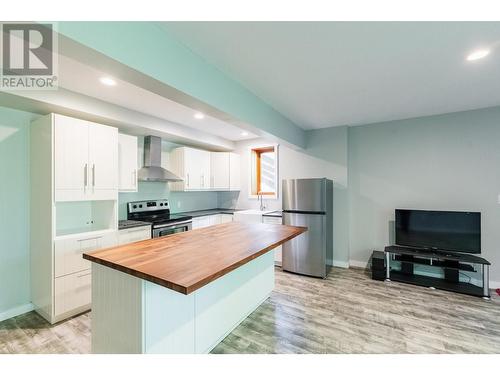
xmin=58 ymin=22 xmax=305 ymax=148
xmin=118 ymin=136 xmax=221 ymax=220
xmin=0 ymin=107 xmax=38 ymax=315
xmin=348 ymin=106 xmax=500 ymax=283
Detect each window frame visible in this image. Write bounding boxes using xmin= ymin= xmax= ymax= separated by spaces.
xmin=248 ymin=144 xmax=279 ymax=200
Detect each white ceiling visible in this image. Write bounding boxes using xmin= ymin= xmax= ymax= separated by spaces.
xmin=57 ymin=54 xmax=258 ymax=141
xmin=164 ymin=22 xmax=500 ymax=129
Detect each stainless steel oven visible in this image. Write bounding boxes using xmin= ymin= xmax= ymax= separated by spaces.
xmin=127 ymin=199 xmax=193 ymax=239
xmin=152 ymin=219 xmax=192 ymax=238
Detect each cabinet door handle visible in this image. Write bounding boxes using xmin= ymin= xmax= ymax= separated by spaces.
xmin=201 ymin=175 xmax=204 ymax=188
xmin=92 ymin=164 xmax=96 ymax=187
xmin=84 ymin=164 xmax=88 ymax=190
xmin=186 ymin=173 xmax=189 ymax=187
xmin=132 ymin=169 xmax=137 ymax=187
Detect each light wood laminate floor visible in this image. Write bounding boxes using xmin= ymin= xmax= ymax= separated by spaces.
xmin=1 ymin=267 xmax=499 ymax=354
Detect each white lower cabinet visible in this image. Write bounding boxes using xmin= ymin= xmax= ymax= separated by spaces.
xmin=54 ymin=231 xmax=117 ymax=278
xmin=220 ymin=214 xmax=233 ymax=224
xmin=209 ymin=214 xmax=222 ymax=226
xmin=118 ymin=226 xmax=151 ymax=245
xmin=53 ymin=230 xmax=118 ymax=321
xmin=192 ymin=216 xmax=212 ymax=229
xmin=262 ymin=216 xmax=283 ymax=266
xmin=54 ymin=269 xmax=92 ymax=317
xmin=192 ymin=213 xmax=234 ymax=229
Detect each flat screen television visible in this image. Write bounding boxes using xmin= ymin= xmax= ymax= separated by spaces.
xmin=395 ymin=209 xmax=481 ymax=254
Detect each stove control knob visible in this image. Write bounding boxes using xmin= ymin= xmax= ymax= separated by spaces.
xmin=133 ymin=205 xmax=137 ymax=209
xmin=139 ymin=204 xmax=143 ymax=208
xmin=160 ymin=203 xmax=163 ymax=206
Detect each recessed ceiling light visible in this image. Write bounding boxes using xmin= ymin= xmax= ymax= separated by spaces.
xmin=466 ymin=49 xmax=490 ymax=61
xmin=99 ymin=76 xmax=117 ymax=86
xmin=241 ymin=132 xmax=249 ymax=136
xmin=194 ymin=113 xmax=205 ymax=120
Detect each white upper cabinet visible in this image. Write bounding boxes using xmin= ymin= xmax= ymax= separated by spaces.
xmin=170 ymin=147 xmax=240 ymax=192
xmin=54 ymin=114 xmax=118 ymax=202
xmin=229 ymin=152 xmax=241 ymax=191
xmin=118 ymin=134 xmax=138 ymax=192
xmin=89 ymin=123 xmax=118 ymax=199
xmin=54 ymin=115 xmax=89 ymax=200
xmin=170 ymin=147 xmax=211 ymax=191
xmin=210 ymin=152 xmax=241 ymax=191
xmin=210 ymin=152 xmax=230 ymax=190
xmin=185 ymin=147 xmax=211 ymax=190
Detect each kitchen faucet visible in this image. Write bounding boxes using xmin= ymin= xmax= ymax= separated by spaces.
xmin=258 ymin=192 xmax=266 ymax=211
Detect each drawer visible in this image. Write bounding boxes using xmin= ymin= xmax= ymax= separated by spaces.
xmin=118 ymin=226 xmax=151 ymax=245
xmin=54 ymin=269 xmax=91 ymax=317
xmin=55 ymin=231 xmax=117 ymax=277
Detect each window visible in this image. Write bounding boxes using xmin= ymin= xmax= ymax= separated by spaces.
xmin=250 ymin=145 xmax=278 ymax=198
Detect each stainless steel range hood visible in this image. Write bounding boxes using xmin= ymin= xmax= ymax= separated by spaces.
xmin=138 ymin=136 xmax=183 ymax=182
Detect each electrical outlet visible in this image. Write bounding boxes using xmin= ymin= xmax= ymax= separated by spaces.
xmin=177 ymin=201 xmax=181 ymax=209
xmin=498 ymin=194 xmax=500 ymax=204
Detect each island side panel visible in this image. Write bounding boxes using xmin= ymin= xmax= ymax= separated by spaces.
xmin=194 ymin=251 xmax=275 ymax=353
xmin=141 ymin=251 xmax=275 ymax=354
xmin=143 ymin=282 xmax=195 ymax=353
xmin=91 ymin=263 xmax=144 ymax=354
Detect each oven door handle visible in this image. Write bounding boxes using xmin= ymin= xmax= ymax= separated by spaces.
xmin=154 ymin=220 xmax=192 ymax=229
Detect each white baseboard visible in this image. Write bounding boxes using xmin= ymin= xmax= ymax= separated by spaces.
xmin=0 ymin=303 xmax=34 ymax=322
xmin=331 ymin=260 xmax=349 ymax=268
xmin=349 ymin=260 xmax=369 ymax=269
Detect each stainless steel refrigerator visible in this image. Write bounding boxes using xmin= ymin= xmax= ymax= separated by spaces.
xmin=282 ymin=178 xmax=333 ymax=278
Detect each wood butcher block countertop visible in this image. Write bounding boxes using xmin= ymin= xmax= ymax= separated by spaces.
xmin=83 ymin=222 xmax=307 ymax=295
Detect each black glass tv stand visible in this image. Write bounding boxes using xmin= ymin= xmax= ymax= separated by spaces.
xmin=384 ymin=246 xmax=491 ymax=299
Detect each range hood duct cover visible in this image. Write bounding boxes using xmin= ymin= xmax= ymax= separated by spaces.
xmin=138 ymin=136 xmax=183 ymax=182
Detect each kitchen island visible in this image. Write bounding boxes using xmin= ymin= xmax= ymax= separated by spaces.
xmin=83 ymin=222 xmax=306 ymax=354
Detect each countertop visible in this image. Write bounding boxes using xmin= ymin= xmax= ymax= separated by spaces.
xmin=262 ymin=210 xmax=282 ymax=218
xmin=176 ymin=208 xmax=241 ymax=218
xmin=83 ymin=222 xmax=306 ymax=295
xmin=118 ymin=220 xmax=151 ymax=230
